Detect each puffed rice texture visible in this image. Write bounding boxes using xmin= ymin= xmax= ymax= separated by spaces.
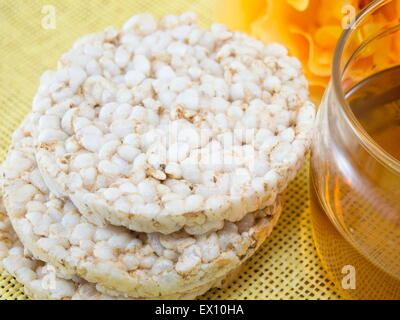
xmin=31 ymin=12 xmax=315 ymax=234
xmin=3 ymin=115 xmax=282 ymax=298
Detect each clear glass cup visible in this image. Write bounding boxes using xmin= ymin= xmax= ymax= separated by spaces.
xmin=310 ymin=0 xmax=400 ymax=299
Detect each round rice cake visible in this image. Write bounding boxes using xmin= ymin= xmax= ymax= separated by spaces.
xmin=31 ymin=12 xmax=314 ymax=234
xmin=0 ymin=197 xmax=245 ymax=300
xmin=3 ymin=115 xmax=282 ymax=298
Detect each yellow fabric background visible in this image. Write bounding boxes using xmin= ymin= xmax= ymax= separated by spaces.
xmin=0 ymin=0 xmax=343 ymax=300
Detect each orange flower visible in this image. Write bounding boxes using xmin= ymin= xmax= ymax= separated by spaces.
xmin=215 ymin=0 xmax=400 ymax=101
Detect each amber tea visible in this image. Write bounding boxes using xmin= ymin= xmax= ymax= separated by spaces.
xmin=310 ymin=65 xmax=400 ymax=300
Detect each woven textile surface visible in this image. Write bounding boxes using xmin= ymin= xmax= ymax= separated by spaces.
xmin=0 ymin=0 xmax=343 ymax=300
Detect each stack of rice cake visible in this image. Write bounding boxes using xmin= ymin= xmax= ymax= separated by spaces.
xmin=0 ymin=12 xmax=315 ymax=300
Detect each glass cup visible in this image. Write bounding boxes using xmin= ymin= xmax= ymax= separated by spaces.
xmin=310 ymin=0 xmax=400 ymax=299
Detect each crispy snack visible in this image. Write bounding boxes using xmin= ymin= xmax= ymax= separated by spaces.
xmin=3 ymin=115 xmax=282 ymax=298
xmin=0 ymin=196 xmax=258 ymax=300
xmin=31 ymin=12 xmax=314 ymax=235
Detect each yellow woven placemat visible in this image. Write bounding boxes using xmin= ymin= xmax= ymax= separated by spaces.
xmin=0 ymin=0 xmax=343 ymax=300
